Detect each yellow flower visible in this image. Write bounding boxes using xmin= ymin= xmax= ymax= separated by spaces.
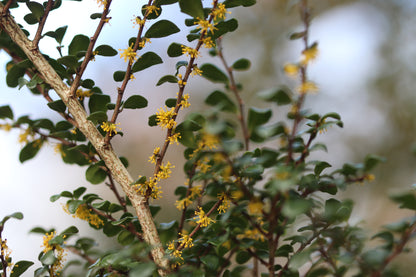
xmin=54 ymin=144 xmax=66 ymax=157
xmin=133 ymin=176 xmax=162 ymax=200
xmin=167 ymin=241 xmax=184 ymax=265
xmin=100 ymin=122 xmax=121 ymax=136
xmin=248 ymin=200 xmax=263 ymax=216
xmin=148 ymin=147 xmax=160 ymax=164
xmin=301 ymin=44 xmax=319 ymax=65
xmin=181 ymin=45 xmax=200 ymax=58
xmin=189 ymin=185 xmax=202 ymax=198
xmin=196 ymin=157 xmax=211 ymax=173
xmin=133 ymin=16 xmax=146 ymax=27
xmin=175 ymin=197 xmax=193 ymax=210
xmin=1 ymin=239 xmax=13 ymax=273
xmin=144 ymin=5 xmax=160 ymax=16
xmin=194 ymin=207 xmax=215 ymax=227
xmin=18 ymin=128 xmax=33 ymax=144
xmin=364 ymin=174 xmax=375 ymax=182
xmin=198 ymin=132 xmax=219 ymax=150
xmin=156 ymin=106 xmax=177 ymax=129
xmin=297 ymin=81 xmax=319 ymax=94
xmin=180 ymin=93 xmax=191 ymax=109
xmin=139 ymin=37 xmax=151 ymax=48
xmin=119 ymin=43 xmax=138 ymax=63
xmin=42 ymin=231 xmax=67 ymax=274
xmin=157 ymin=161 xmax=175 ymax=180
xmin=231 ymin=190 xmax=244 ymax=200
xmin=195 ymin=18 xmax=217 ymax=34
xmin=167 ymin=132 xmax=181 ymax=145
xmin=191 ymin=65 xmax=203 ymax=76
xmin=177 ymin=74 xmax=187 ymax=87
xmin=63 ymin=203 xmax=104 ymax=228
xmin=0 ymin=123 xmax=12 ymax=131
xmin=217 ymin=192 xmax=231 ymax=214
xmin=211 ymin=3 xmax=231 ymax=21
xmin=178 ymin=233 xmax=194 ymax=248
xmin=201 ymin=37 xmax=215 ymax=48
xmin=96 ymin=0 xmax=107 ymax=6
xmin=76 ymin=88 xmax=93 ymax=100
xmin=283 ymin=63 xmax=299 ymax=78
xmin=237 ymin=228 xmax=265 ymax=242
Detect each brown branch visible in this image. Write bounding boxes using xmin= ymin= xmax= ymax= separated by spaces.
xmin=106 ymin=174 xmax=127 ymax=212
xmin=68 ymin=0 xmax=113 ymax=98
xmin=33 ymin=0 xmax=54 ymax=47
xmin=65 ymin=245 xmax=96 ymax=265
xmin=216 ymin=38 xmax=249 ymax=151
xmin=0 ymin=4 xmax=169 ymax=274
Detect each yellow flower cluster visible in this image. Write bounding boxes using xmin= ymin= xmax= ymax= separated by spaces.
xmin=76 ymin=88 xmax=93 ymax=100
xmin=175 ymin=183 xmax=202 ymax=210
xmin=54 ymin=144 xmax=66 ymax=157
xmin=134 ymin=176 xmax=162 ymax=200
xmin=144 ymin=5 xmax=160 ymax=16
xmin=119 ymin=43 xmax=138 ymax=63
xmin=96 ymin=0 xmax=107 ymax=7
xmin=191 ymin=65 xmax=203 ymax=76
xmin=301 ymin=44 xmax=319 ymax=65
xmin=63 ymin=203 xmax=104 ymax=228
xmin=194 ymin=207 xmax=216 ymax=227
xmin=167 ymin=132 xmax=181 ymax=145
xmin=1 ymin=239 xmax=13 ymax=273
xmin=195 ymin=18 xmax=217 ymax=34
xmin=167 ymin=241 xmax=184 ymax=265
xmin=181 ymin=45 xmax=200 ymax=59
xmin=157 ymin=162 xmax=175 ymax=180
xmin=297 ymin=81 xmax=318 ymax=94
xmin=201 ymin=36 xmax=215 ymax=49
xmin=237 ymin=228 xmax=265 ymax=242
xmin=133 ymin=16 xmax=146 ymax=27
xmin=177 ymin=74 xmax=187 ymax=87
xmin=156 ymin=106 xmax=177 ymax=129
xmin=0 ymin=123 xmax=12 ymax=131
xmin=180 ymin=93 xmax=191 ymax=109
xmin=217 ymin=192 xmax=231 ymax=214
xmin=247 ymin=200 xmax=263 ymax=216
xmin=42 ymin=231 xmax=67 ymax=274
xmin=198 ymin=132 xmax=219 ymax=150
xmin=148 ymin=147 xmax=160 ymax=164
xmin=18 ymin=128 xmax=34 ymax=144
xmin=100 ymin=122 xmax=121 ymax=136
xmin=139 ymin=37 xmax=151 ymax=48
xmin=178 ymin=232 xmax=194 ymax=249
xmin=211 ymin=3 xmax=231 ymax=21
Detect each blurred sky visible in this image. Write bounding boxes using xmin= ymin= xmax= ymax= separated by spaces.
xmin=0 ymin=0 xmax=413 ymax=273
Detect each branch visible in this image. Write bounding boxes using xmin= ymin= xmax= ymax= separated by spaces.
xmin=33 ymin=0 xmax=54 ymax=47
xmin=0 ymin=4 xmax=169 ymax=275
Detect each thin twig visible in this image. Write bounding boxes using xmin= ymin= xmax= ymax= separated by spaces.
xmin=107 ymin=174 xmax=127 ymax=212
xmin=68 ymin=0 xmax=113 ymax=98
xmin=66 ymin=245 xmax=96 ymax=264
xmin=216 ymin=38 xmax=250 ymax=150
xmin=33 ymin=0 xmax=54 ymax=47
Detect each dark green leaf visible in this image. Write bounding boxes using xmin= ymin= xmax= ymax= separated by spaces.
xmin=6 ymin=60 xmax=31 ymax=88
xmin=314 ymin=161 xmax=331 ymax=175
xmin=54 ymin=26 xmax=67 ymax=44
xmin=289 ymin=31 xmax=306 ymax=40
xmin=86 ymin=163 xmax=107 ymax=184
xmin=248 ymin=107 xmax=272 ymax=131
xmin=129 ymin=263 xmax=157 ymax=277
xmin=176 ymin=119 xmax=202 ymax=132
xmin=124 ymin=95 xmax=148 ymax=109
xmin=212 ymin=19 xmax=238 ymax=39
xmin=95 ymin=44 xmax=117 ymax=56
xmin=154 ymin=0 xmax=178 ymax=5
xmin=156 ymin=74 xmax=177 ymax=86
xmin=236 ymin=251 xmax=251 ymax=264
xmin=148 ymin=114 xmax=157 ymax=126
xmin=90 ymin=12 xmax=102 ymax=19
xmin=390 ymin=193 xmax=416 ymax=211
xmin=145 ymin=20 xmax=180 ymax=38
xmin=47 ymin=100 xmax=66 ymax=113
xmin=275 ymin=244 xmax=293 ymax=257
xmin=87 ymin=111 xmax=107 ymax=124
xmin=57 ymin=55 xmax=79 ymax=71
xmin=89 ymin=94 xmax=110 ymax=113
xmin=165 ymin=98 xmax=177 ymax=108
xmin=40 ymin=250 xmax=57 ymax=266
xmin=19 ymin=140 xmax=42 ymax=163
xmin=117 ymin=230 xmax=135 ymax=245
xmin=200 ymin=63 xmax=229 ymax=84
xmin=259 ymin=87 xmax=292 ymax=105
xmin=103 ymin=222 xmax=122 ymax=236
xmin=223 ymin=0 xmax=256 ymax=8
xmin=81 ymin=79 xmax=95 ymax=89
xmin=113 ymin=71 xmax=126 ymax=82
xmin=27 ymin=1 xmax=44 ymax=20
xmin=232 ymin=58 xmax=251 ymax=71
xmin=167 ymin=42 xmax=183 ymax=57
xmin=10 ymin=261 xmax=34 ymax=277
xmin=364 ymin=154 xmax=385 ymax=172
xmin=23 ymin=13 xmax=38 ymax=25
xmin=132 ymin=52 xmax=163 ymax=72
xmin=68 ymin=34 xmax=90 ymax=56
xmin=179 ymin=0 xmax=204 ymax=19
xmin=205 ymin=90 xmax=237 ymax=113
xmin=0 ymin=105 xmax=13 ymax=119
xmin=200 ymin=255 xmax=219 ymax=270
xmin=61 ymin=226 xmax=79 ymax=236
xmin=67 ymin=200 xmax=84 ymax=213
xmin=73 ymin=187 xmax=87 ymax=199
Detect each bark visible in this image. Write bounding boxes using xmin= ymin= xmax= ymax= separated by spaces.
xmin=0 ymin=4 xmax=168 ymax=275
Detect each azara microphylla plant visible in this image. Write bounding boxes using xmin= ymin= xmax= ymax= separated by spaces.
xmin=1 ymin=0 xmax=416 ymax=276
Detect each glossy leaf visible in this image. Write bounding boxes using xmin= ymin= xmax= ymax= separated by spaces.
xmin=113 ymin=71 xmax=126 ymax=82
xmin=124 ymin=95 xmax=148 ymax=109
xmin=145 ymin=20 xmax=180 ymax=38
xmin=200 ymin=63 xmax=229 ymax=84
xmin=19 ymin=140 xmax=42 ymax=163
xmin=10 ymin=261 xmax=34 ymax=277
xmin=167 ymin=42 xmax=183 ymax=57
xmin=40 ymin=250 xmax=57 ymax=266
xmin=86 ymin=163 xmax=107 ymax=184
xmin=132 ymin=52 xmax=163 ymax=72
xmin=95 ymin=44 xmax=118 ymax=56
xmin=0 ymin=105 xmax=13 ymax=119
xmin=156 ymin=75 xmax=177 ymax=86
xmin=68 ymin=34 xmax=90 ymax=56
xmin=179 ymin=0 xmax=204 ymax=19
xmin=27 ymin=1 xmax=44 ymax=20
xmin=89 ymin=94 xmax=110 ymax=113
xmin=212 ymin=19 xmax=238 ymax=39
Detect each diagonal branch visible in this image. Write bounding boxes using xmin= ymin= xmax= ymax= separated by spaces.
xmin=0 ymin=3 xmax=169 ymax=275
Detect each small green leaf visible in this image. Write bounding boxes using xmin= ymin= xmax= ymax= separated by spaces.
xmin=364 ymin=154 xmax=385 ymax=172
xmin=212 ymin=18 xmax=238 ymax=39
xmin=10 ymin=261 xmax=34 ymax=277
xmin=259 ymin=87 xmax=292 ymax=105
xmin=87 ymin=111 xmax=107 ymax=125
xmin=132 ymin=52 xmax=163 ymax=72
xmin=117 ymin=230 xmax=135 ymax=245
xmin=6 ymin=60 xmax=31 ymax=88
xmin=167 ymin=42 xmax=183 ymax=57
xmin=200 ymin=255 xmax=219 ymax=270
xmin=68 ymin=34 xmax=90 ymax=57
xmin=57 ymin=55 xmax=79 ymax=71
xmin=73 ymin=187 xmax=87 ymax=199
xmin=145 ymin=20 xmax=180 ymax=38
xmin=47 ymin=100 xmax=66 ymax=113
xmin=156 ymin=75 xmax=178 ymax=86
xmin=19 ymin=140 xmax=42 ymax=163
xmin=176 ymin=119 xmax=202 ymax=132
xmin=61 ymin=226 xmax=79 ymax=236
xmin=113 ymin=71 xmax=126 ymax=82
xmin=236 ymin=251 xmax=251 ymax=264
xmin=89 ymin=94 xmax=110 ymax=113
xmin=148 ymin=114 xmax=157 ymax=126
xmin=390 ymin=193 xmax=416 ymax=211
xmin=179 ymin=0 xmax=204 ymax=19
xmin=27 ymin=1 xmax=44 ymax=20
xmin=124 ymin=95 xmax=148 ymax=109
xmin=0 ymin=105 xmax=13 ymax=119
xmin=40 ymin=250 xmax=57 ymax=266
xmin=129 ymin=263 xmax=157 ymax=277
xmin=90 ymin=12 xmax=102 ymax=19
xmin=54 ymin=26 xmax=67 ymax=44
xmin=165 ymin=98 xmax=177 ymax=108
xmin=205 ymin=90 xmax=236 ymax=113
xmin=289 ymin=31 xmax=306 ymax=40
xmin=248 ymin=107 xmax=272 ymax=132
xmin=232 ymin=58 xmax=251 ymax=71
xmin=67 ymin=200 xmax=84 ymax=213
xmin=200 ymin=63 xmax=229 ymax=84
xmin=95 ymin=44 xmax=117 ymax=56
xmin=23 ymin=13 xmax=38 ymax=25
xmin=86 ymin=163 xmax=107 ymax=184
xmin=314 ymin=161 xmax=331 ymax=175
xmin=223 ymin=0 xmax=256 ymax=8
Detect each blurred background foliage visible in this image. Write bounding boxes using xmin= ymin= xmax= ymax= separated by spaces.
xmin=1 ymin=0 xmax=416 ymax=275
